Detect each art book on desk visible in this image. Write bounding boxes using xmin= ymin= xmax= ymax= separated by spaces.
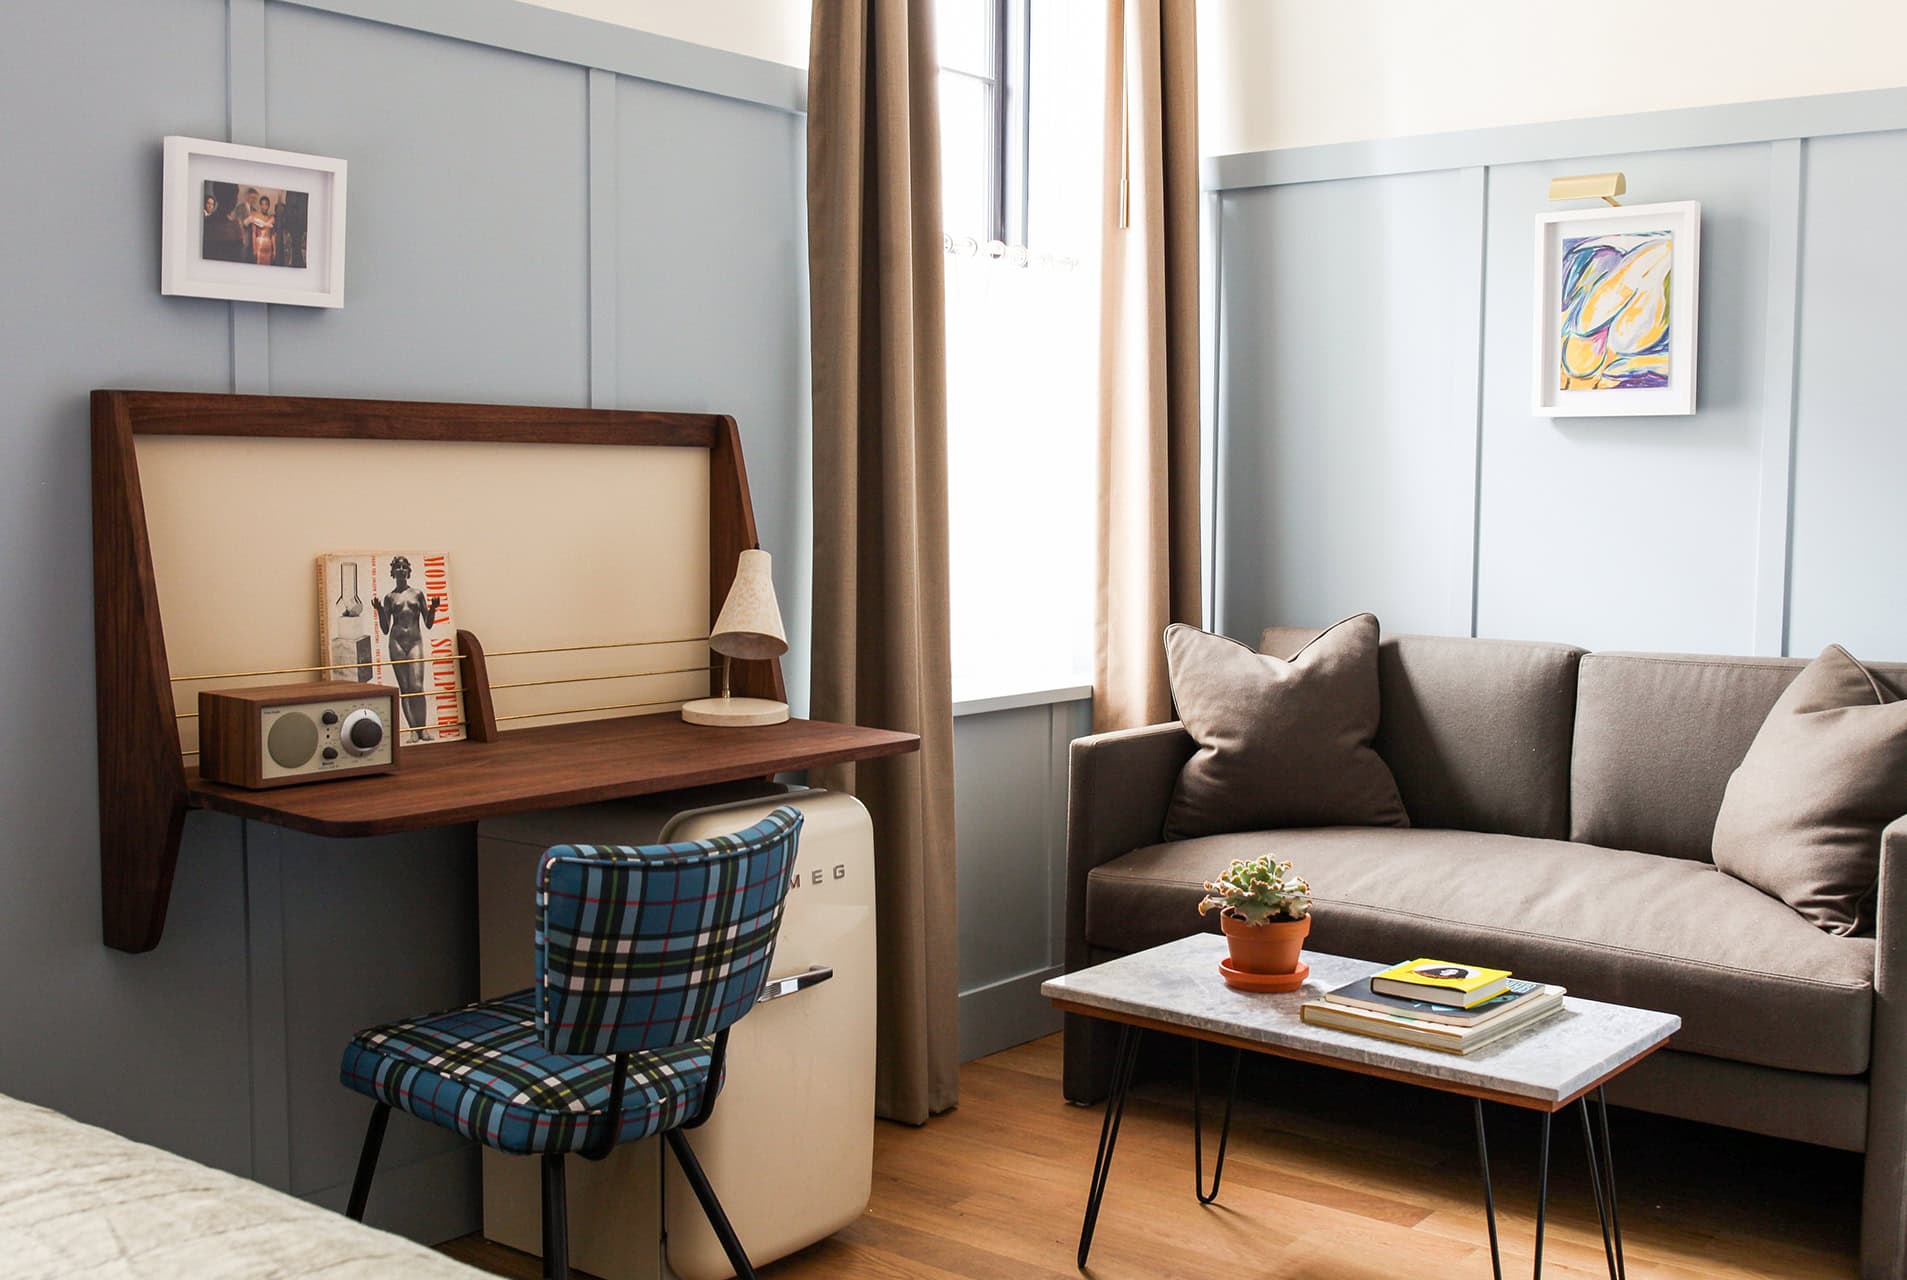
xmin=318 ymin=551 xmax=464 ymax=744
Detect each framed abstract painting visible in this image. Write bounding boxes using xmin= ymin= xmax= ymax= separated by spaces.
xmin=1532 ymin=200 xmax=1699 ymax=417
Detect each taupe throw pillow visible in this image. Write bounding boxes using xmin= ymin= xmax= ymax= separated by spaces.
xmin=1712 ymin=645 xmax=1907 ymax=935
xmin=1163 ymin=614 xmax=1409 ymax=841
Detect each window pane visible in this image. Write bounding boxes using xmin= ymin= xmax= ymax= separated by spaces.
xmin=938 ymin=71 xmax=993 ymax=238
xmin=936 ymin=0 xmax=993 ymax=77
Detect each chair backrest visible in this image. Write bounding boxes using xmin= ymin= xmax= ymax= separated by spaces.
xmin=535 ymin=805 xmax=804 ymax=1056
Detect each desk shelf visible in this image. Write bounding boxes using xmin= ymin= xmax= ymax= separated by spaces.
xmin=185 ymin=715 xmax=918 ymax=837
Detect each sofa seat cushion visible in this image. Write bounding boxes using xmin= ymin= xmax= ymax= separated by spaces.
xmin=1086 ymin=828 xmax=1874 ymax=1075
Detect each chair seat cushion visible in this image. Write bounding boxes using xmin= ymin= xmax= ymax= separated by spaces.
xmin=1086 ymin=827 xmax=1875 ymax=1075
xmin=341 ymin=990 xmax=714 ymax=1155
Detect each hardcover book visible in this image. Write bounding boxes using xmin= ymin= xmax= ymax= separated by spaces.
xmin=1323 ymin=977 xmax=1556 ymax=1027
xmin=1371 ymin=958 xmax=1513 ymax=1008
xmin=318 ymin=551 xmax=464 ymax=745
xmin=1300 ymin=987 xmax=1565 ymax=1055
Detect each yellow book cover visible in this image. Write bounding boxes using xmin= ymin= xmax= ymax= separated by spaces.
xmin=1372 ymin=959 xmax=1512 ymax=1008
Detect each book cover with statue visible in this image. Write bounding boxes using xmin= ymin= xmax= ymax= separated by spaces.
xmin=317 ymin=551 xmax=464 ymax=744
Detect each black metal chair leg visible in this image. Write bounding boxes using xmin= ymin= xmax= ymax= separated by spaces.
xmin=1594 ymin=1088 xmax=1628 ymax=1280
xmin=541 ymin=1153 xmax=570 ymax=1280
xmin=1473 ymin=1099 xmax=1502 ymax=1280
xmin=1193 ymin=1042 xmax=1241 ymax=1205
xmin=1532 ymin=1110 xmax=1552 ymax=1279
xmin=1580 ymin=1098 xmax=1618 ymax=1280
xmin=344 ymin=1103 xmax=390 ymax=1222
xmin=666 ymin=1129 xmax=757 ymax=1280
xmin=1077 ymin=1023 xmax=1141 ymax=1269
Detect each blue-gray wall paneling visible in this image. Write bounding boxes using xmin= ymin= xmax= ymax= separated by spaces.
xmin=1788 ymin=130 xmax=1907 ymax=658
xmin=1474 ymin=144 xmax=1773 ymax=653
xmin=1216 ymin=167 xmax=1482 ymax=642
xmin=0 ymin=0 xmax=254 ymax=1175
xmin=264 ymin=4 xmax=591 ymax=405
xmin=615 ymin=75 xmax=812 ymax=712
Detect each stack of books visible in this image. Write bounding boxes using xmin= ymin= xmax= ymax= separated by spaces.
xmin=1300 ymin=958 xmax=1565 ymax=1054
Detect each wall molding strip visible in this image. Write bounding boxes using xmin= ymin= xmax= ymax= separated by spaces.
xmin=586 ymin=67 xmax=619 ymax=410
xmin=1199 ymin=190 xmax=1222 ymax=632
xmin=226 ymin=0 xmax=272 ymax=394
xmin=1453 ymin=166 xmax=1489 ymax=639
xmin=276 ymin=0 xmax=805 ymax=114
xmin=1753 ymin=138 xmax=1806 ymax=657
xmin=1204 ymin=86 xmax=1907 ymax=192
xmin=1208 ymin=197 xmax=1232 ymax=637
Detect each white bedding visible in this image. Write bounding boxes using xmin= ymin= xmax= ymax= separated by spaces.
xmin=0 ymin=1093 xmax=483 ymax=1278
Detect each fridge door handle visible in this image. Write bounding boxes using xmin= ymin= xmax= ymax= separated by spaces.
xmin=757 ymin=965 xmax=835 ymax=1003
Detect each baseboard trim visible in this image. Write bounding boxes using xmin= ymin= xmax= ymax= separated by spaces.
xmin=959 ymin=965 xmax=1065 ymax=1063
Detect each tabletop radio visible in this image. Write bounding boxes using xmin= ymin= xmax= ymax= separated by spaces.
xmin=198 ymin=681 xmax=401 ymax=789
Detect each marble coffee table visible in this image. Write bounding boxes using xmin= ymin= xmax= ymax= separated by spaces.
xmin=1043 ymin=935 xmax=1680 ymax=1278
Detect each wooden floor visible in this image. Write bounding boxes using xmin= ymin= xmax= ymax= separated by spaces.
xmin=443 ymin=1033 xmax=1861 ymax=1279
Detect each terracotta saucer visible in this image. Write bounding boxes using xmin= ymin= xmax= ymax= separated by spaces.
xmin=1218 ymin=957 xmax=1310 ymax=994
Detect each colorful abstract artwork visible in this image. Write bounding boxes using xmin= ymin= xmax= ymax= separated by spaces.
xmin=1558 ymin=231 xmax=1672 ymax=391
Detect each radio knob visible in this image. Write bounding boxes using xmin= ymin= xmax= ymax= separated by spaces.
xmin=321 ymin=710 xmax=339 ymax=726
xmin=340 ymin=708 xmax=385 ymax=757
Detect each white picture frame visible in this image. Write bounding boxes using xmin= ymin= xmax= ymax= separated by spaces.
xmin=161 ymin=136 xmax=347 ymax=308
xmin=1532 ymin=200 xmax=1698 ymax=417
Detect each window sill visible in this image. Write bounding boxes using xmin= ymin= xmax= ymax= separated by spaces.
xmin=951 ymin=683 xmax=1093 ymax=718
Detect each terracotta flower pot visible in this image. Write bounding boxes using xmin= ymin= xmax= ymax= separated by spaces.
xmin=1220 ymin=911 xmax=1311 ymax=975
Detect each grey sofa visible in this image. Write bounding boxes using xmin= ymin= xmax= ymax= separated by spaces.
xmin=1063 ymin=630 xmax=1907 ymax=1278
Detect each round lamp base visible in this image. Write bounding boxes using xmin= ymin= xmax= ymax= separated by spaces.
xmin=680 ymin=696 xmax=790 ymax=727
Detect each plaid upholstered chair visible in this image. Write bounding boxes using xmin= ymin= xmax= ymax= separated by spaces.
xmin=339 ymin=805 xmax=805 ymax=1280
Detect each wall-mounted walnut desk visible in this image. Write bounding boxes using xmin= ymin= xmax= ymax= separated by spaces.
xmin=186 ymin=716 xmax=918 ymax=836
xmin=93 ymin=389 xmax=912 ymax=953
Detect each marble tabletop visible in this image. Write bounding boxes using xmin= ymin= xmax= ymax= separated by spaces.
xmin=1041 ymin=935 xmax=1680 ymax=1107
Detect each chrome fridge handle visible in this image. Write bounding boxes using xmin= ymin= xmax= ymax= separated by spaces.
xmin=757 ymin=966 xmax=834 ymax=1003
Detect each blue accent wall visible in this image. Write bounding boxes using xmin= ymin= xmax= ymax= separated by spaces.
xmin=0 ymin=0 xmax=807 ymax=1243
xmin=1209 ymin=90 xmax=1907 ymax=663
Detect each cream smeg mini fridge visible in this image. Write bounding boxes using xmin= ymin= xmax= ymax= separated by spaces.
xmin=475 ymin=783 xmax=878 ymax=1280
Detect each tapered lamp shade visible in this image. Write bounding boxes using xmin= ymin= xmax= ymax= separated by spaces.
xmin=682 ymin=549 xmax=791 ymax=726
xmin=709 ymin=549 xmax=788 ymax=660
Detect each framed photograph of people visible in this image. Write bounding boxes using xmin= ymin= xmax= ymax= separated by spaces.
xmin=161 ymin=136 xmax=347 ymax=308
xmin=1532 ymin=200 xmax=1699 ymax=417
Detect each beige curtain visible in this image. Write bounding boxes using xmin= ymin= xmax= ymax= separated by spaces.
xmin=806 ymin=0 xmax=960 ymax=1124
xmin=1095 ymin=0 xmax=1203 ymax=733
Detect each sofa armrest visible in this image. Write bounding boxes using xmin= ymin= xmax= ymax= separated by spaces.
xmin=1863 ymin=816 xmax=1907 ymax=1274
xmin=1871 ymin=814 xmax=1907 ymax=1049
xmin=1063 ymin=721 xmax=1195 ymax=971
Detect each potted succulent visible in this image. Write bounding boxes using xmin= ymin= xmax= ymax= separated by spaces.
xmin=1198 ymin=855 xmax=1312 ymax=977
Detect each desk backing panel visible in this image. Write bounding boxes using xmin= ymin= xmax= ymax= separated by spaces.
xmin=136 ymin=435 xmax=712 ymax=755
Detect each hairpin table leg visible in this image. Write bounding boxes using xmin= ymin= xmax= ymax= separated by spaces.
xmin=1077 ymin=1024 xmax=1141 ymax=1269
xmin=1193 ymin=1042 xmax=1241 ymax=1205
xmin=1474 ymin=1099 xmax=1503 ymax=1280
xmin=1533 ymin=1110 xmax=1553 ymax=1277
xmin=1581 ymin=1096 xmax=1618 ymax=1279
xmin=1594 ymin=1087 xmax=1627 ymax=1280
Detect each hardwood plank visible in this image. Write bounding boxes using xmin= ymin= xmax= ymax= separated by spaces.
xmin=443 ymin=1033 xmax=1860 ymax=1280
xmin=185 ymin=715 xmax=920 ymax=836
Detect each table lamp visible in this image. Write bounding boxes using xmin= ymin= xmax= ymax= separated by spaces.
xmin=681 ymin=548 xmax=790 ymax=726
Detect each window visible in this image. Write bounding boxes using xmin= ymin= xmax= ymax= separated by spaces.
xmin=938 ymin=1 xmax=1106 ymax=703
xmin=935 ymin=1 xmax=1026 ymax=244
